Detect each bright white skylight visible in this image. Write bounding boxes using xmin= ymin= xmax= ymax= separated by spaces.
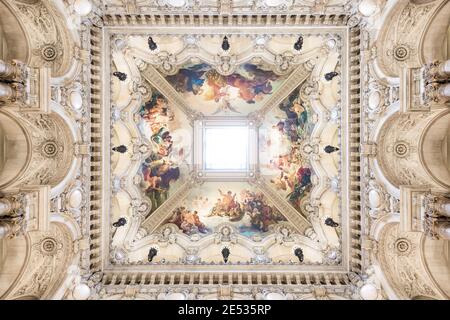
xmin=204 ymin=126 xmax=249 ymax=171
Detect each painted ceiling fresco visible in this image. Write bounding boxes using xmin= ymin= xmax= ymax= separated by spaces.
xmin=137 ymin=88 xmax=192 ymax=216
xmin=109 ymin=32 xmax=343 ymax=267
xmin=259 ymin=87 xmax=314 ymax=213
xmin=163 ymin=182 xmax=288 ymax=238
xmin=165 ymin=63 xmax=287 ymax=116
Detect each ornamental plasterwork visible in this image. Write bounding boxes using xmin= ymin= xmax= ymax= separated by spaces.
xmin=2 ymin=223 xmax=73 ymax=300
xmin=1 ymin=0 xmax=449 ymax=301
xmin=377 ymin=223 xmax=446 ymax=299
xmin=0 ymin=111 xmax=74 ymax=189
xmin=101 ymin=0 xmax=355 ymax=15
xmin=93 ymin=283 xmax=353 ymax=300
xmin=376 ymin=112 xmax=439 ymax=188
xmin=4 ymin=0 xmax=75 ymax=77
xmin=106 ymin=28 xmax=347 ymax=271
xmin=376 ymin=0 xmax=444 ymax=77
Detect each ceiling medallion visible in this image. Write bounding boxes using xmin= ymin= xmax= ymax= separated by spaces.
xmin=394 ymin=238 xmax=411 ymax=255
xmin=40 ymin=44 xmax=58 ymax=62
xmin=39 ymin=237 xmax=60 ymax=256
xmin=393 ymin=141 xmax=409 ymax=158
xmin=393 ymin=44 xmax=410 ymax=61
xmin=40 ymin=140 xmax=60 ymax=158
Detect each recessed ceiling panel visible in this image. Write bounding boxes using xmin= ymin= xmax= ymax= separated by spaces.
xmin=137 ymin=89 xmax=193 ymax=216
xmin=163 ymin=181 xmax=288 ymax=238
xmin=106 ymin=27 xmax=347 ymax=273
xmin=165 ymin=63 xmax=288 ymax=116
xmin=259 ymin=87 xmax=315 ymax=212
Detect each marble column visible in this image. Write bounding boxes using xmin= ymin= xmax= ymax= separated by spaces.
xmin=436 ymin=221 xmax=450 ymax=240
xmin=0 ymin=223 xmax=11 ymax=239
xmin=0 ymin=198 xmax=13 ymax=216
xmin=441 ymin=203 xmax=450 ymax=218
xmin=0 ymin=59 xmax=16 ymax=79
xmin=0 ymin=82 xmax=13 ymax=101
xmin=439 ymin=59 xmax=450 ymax=76
xmin=439 ymin=83 xmax=450 ymax=98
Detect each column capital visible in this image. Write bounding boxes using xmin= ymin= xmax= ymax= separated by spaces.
xmin=0 ymin=192 xmax=28 ymax=239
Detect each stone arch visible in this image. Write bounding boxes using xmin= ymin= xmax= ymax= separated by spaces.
xmin=376 ymin=111 xmax=445 ymax=189
xmin=0 ymin=111 xmax=74 ymax=191
xmin=40 ymin=222 xmax=76 ymax=299
xmin=376 ymin=223 xmax=447 ymax=300
xmin=419 ymin=109 xmax=450 ymax=189
xmin=375 ymin=0 xmax=446 ymax=77
xmin=0 ymin=234 xmax=28 ymax=298
xmin=420 ymin=0 xmax=450 ymax=63
xmin=0 ymin=0 xmax=29 ymax=62
xmin=2 ymin=0 xmax=75 ymax=77
xmin=0 ymin=111 xmax=31 ymax=189
xmin=13 ymin=295 xmax=39 ymax=300
xmin=0 ymin=222 xmax=75 ymax=300
xmin=421 ymin=237 xmax=450 ymax=297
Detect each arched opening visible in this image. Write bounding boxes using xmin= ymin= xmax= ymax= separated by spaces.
xmin=422 ymin=237 xmax=450 ymax=297
xmin=420 ymin=111 xmax=450 ymax=189
xmin=0 ymin=235 xmax=28 ymax=298
xmin=0 ymin=1 xmax=29 ymax=62
xmin=421 ymin=0 xmax=450 ymax=63
xmin=0 ymin=112 xmax=30 ymax=188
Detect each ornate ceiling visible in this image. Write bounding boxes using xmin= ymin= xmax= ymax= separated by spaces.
xmin=0 ymin=0 xmax=449 ymax=301
xmin=108 ymin=30 xmax=345 ymax=269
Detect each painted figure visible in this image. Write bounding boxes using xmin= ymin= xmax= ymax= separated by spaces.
xmin=168 ymin=207 xmax=209 ymax=235
xmin=169 ymin=189 xmax=286 ymax=236
xmin=139 ymin=91 xmax=182 ymax=216
xmin=269 ymin=88 xmax=314 ymax=212
xmin=166 ymin=63 xmax=282 ymax=114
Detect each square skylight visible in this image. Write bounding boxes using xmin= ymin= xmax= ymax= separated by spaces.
xmin=204 ymin=126 xmax=249 ymax=171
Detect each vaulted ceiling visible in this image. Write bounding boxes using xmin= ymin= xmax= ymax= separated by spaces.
xmin=0 ymin=0 xmax=449 ymax=301
xmin=109 ymin=31 xmax=344 ymax=268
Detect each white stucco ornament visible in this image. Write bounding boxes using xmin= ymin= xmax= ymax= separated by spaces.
xmin=265 ymin=0 xmax=287 ymax=7
xmin=165 ymin=292 xmax=186 ymax=300
xmin=358 ymin=0 xmax=379 ymax=17
xmin=360 ymin=283 xmax=378 ymax=300
xmin=368 ymin=189 xmax=381 ymax=209
xmin=69 ymin=91 xmax=83 ymax=110
xmin=265 ymin=292 xmax=286 ymax=300
xmin=73 ymin=0 xmax=93 ymax=16
xmin=158 ymin=0 xmax=186 ymax=7
xmin=68 ymin=189 xmax=83 ymax=209
xmin=185 ymin=36 xmax=197 ymax=45
xmin=326 ymin=38 xmax=337 ymax=49
xmin=73 ymin=283 xmax=91 ymax=300
xmin=255 ymin=36 xmax=267 ymax=46
xmin=167 ymin=0 xmax=186 ymax=7
xmin=368 ymin=91 xmax=382 ymax=111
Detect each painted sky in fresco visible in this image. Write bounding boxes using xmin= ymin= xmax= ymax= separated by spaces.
xmin=163 ymin=182 xmax=290 ymax=238
xmin=165 ymin=63 xmax=287 ymax=116
xmin=137 ymin=89 xmax=192 ymax=216
xmin=259 ymin=87 xmax=314 ymax=213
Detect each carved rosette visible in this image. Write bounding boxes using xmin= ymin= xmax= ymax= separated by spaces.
xmin=376 ymin=112 xmax=437 ymax=188
xmin=377 ymin=224 xmax=443 ymax=300
xmin=4 ymin=223 xmax=73 ymax=300
xmin=9 ymin=0 xmax=74 ymax=76
xmin=6 ymin=112 xmax=74 ymax=188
